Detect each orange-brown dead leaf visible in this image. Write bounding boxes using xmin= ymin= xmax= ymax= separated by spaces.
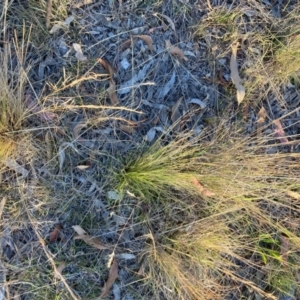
xmin=135 ymin=35 xmax=153 ymax=51
xmin=100 ymin=258 xmax=118 ymax=298
xmin=273 ymin=119 xmax=288 ymax=144
xmin=107 ymin=80 xmax=118 ymax=105
xmin=50 ymin=224 xmax=63 ymax=242
xmin=165 ymin=40 xmax=188 ymax=61
xmin=191 ymin=178 xmax=215 ymax=197
xmin=98 ymin=58 xmax=115 ymax=83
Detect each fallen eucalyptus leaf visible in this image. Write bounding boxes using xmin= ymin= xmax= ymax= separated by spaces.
xmin=107 ymin=81 xmax=118 ymax=105
xmin=98 ymin=58 xmax=115 ymax=81
xmin=118 ymin=60 xmax=154 ymax=94
xmin=146 ymin=128 xmax=156 ymax=142
xmin=72 ymin=0 xmax=94 ymax=8
xmin=230 ymin=43 xmax=245 ymax=105
xmin=107 ymin=191 xmax=120 ymax=200
xmin=72 ymin=225 xmax=111 ymax=250
xmin=112 ymin=283 xmax=121 ymax=300
xmin=273 ymin=119 xmax=288 ymax=144
xmin=165 ymin=40 xmax=188 ymax=61
xmin=73 ymin=43 xmax=87 ymax=61
xmin=189 ymin=98 xmax=206 ymax=109
xmin=156 ymin=13 xmax=176 ymax=31
xmin=183 ymin=50 xmax=196 ymax=57
xmin=76 ymin=165 xmax=90 ymax=170
xmin=5 ymin=159 xmax=29 ymax=177
xmin=146 ymin=126 xmax=167 ymax=142
xmin=117 ymin=253 xmax=136 ymax=260
xmin=135 ymin=35 xmax=153 ymax=51
xmin=100 ymin=258 xmax=118 ymax=298
xmin=156 ymin=71 xmax=176 ymax=98
xmin=54 ymin=262 xmax=66 ymax=279
xmin=171 ymin=97 xmax=183 ymax=130
xmin=58 ymin=142 xmax=78 ymax=171
xmin=49 ymin=16 xmax=74 ymax=34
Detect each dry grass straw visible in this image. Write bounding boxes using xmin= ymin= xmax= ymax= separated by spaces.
xmin=0 ymin=13 xmax=33 ymax=162
xmin=120 ymin=119 xmax=300 ymax=299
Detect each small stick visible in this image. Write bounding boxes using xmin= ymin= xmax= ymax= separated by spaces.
xmin=46 ymin=0 xmax=52 ymax=29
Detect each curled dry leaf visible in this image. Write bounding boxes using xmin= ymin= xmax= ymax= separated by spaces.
xmin=191 ymin=178 xmax=215 ymax=197
xmin=98 ymin=58 xmax=115 ymax=82
xmin=98 ymin=58 xmax=118 ymax=104
xmin=135 ymin=35 xmax=153 ymax=51
xmin=165 ymin=40 xmax=188 ymax=61
xmin=100 ymin=258 xmax=118 ymax=299
xmin=50 ymin=224 xmax=63 ymax=242
xmin=73 ymin=43 xmax=87 ymax=61
xmin=230 ymin=43 xmax=245 ymax=105
xmin=72 ymin=225 xmax=111 ymax=250
xmin=273 ymin=119 xmax=288 ymax=144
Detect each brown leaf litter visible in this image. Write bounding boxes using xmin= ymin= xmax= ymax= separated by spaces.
xmin=49 ymin=224 xmax=63 ymax=242
xmin=100 ymin=257 xmax=118 ymax=298
xmin=72 ymin=225 xmax=112 ymax=250
xmin=165 ymin=40 xmax=188 ymax=61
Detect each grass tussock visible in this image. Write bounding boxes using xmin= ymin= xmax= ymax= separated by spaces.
xmin=119 ymin=122 xmax=300 ymax=299
xmin=0 ymin=27 xmax=33 ymax=162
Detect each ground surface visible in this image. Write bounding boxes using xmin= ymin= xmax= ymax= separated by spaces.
xmin=1 ymin=0 xmax=300 ymax=299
